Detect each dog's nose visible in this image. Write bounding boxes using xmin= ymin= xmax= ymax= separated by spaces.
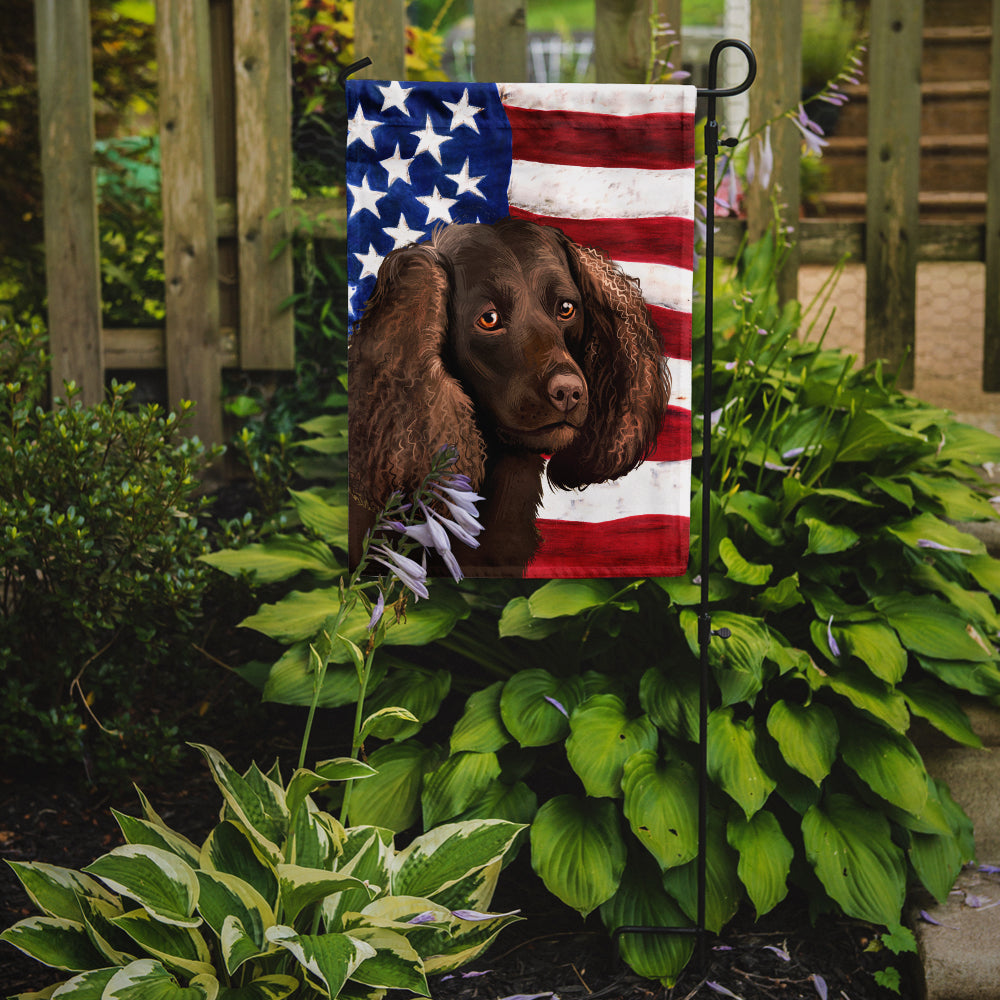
xmin=547 ymin=373 xmax=585 ymax=413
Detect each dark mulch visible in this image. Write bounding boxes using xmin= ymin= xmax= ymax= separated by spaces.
xmin=1 ymin=747 xmax=915 ymax=1000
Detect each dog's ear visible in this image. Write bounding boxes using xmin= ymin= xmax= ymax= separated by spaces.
xmin=547 ymin=235 xmax=670 ymax=489
xmin=348 ymin=244 xmax=486 ymax=510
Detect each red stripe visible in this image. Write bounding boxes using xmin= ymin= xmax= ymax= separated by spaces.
xmin=505 ymin=106 xmax=694 ymax=171
xmin=526 ymin=515 xmax=690 ymax=578
xmin=650 ymin=408 xmax=692 ymax=462
xmin=650 ymin=305 xmax=692 ymax=361
xmin=508 ymin=209 xmax=693 ymax=270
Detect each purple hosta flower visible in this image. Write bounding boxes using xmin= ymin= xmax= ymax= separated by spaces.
xmin=827 ymin=615 xmax=841 ymax=658
xmin=371 ymin=544 xmax=429 ymax=600
xmin=791 ymin=104 xmax=829 ymax=156
xmin=367 ymin=590 xmax=385 ymax=631
xmin=707 ymin=983 xmax=742 ymax=999
xmin=979 ymin=864 xmax=1000 ymax=874
xmin=407 ymin=911 xmax=438 ymax=925
xmin=451 ymin=908 xmax=521 ymax=921
xmin=812 ymin=974 xmax=828 ymax=1000
xmin=544 ymin=695 xmax=569 ymax=718
xmin=917 ymin=538 xmax=973 ymax=555
xmin=747 ymin=125 xmax=774 ymax=191
xmin=763 ymin=944 xmax=791 ymax=962
xmin=715 ymin=157 xmax=741 ymax=216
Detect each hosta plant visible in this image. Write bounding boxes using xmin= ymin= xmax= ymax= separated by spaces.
xmin=1 ymin=744 xmax=523 ymax=999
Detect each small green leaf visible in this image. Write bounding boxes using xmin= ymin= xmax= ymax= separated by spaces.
xmin=450 ymin=682 xmax=511 ymax=754
xmin=765 ymin=700 xmax=838 ymax=786
xmin=803 ymin=517 xmax=859 ymax=556
xmin=707 ymin=708 xmax=776 ymax=819
xmin=421 ymin=751 xmax=502 ymax=829
xmin=288 ymin=488 xmax=349 ymax=544
xmin=200 ymin=535 xmax=342 ymax=584
xmin=497 ymin=597 xmax=563 ymax=639
xmin=839 ymin=718 xmax=929 ymax=817
xmin=718 ymin=537 xmax=772 ymax=585
xmin=526 ymin=579 xmax=617 ymax=618
xmin=727 ymin=811 xmax=793 ymax=917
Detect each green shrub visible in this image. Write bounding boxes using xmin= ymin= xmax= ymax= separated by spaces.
xmin=0 ymin=317 xmax=220 ymax=783
xmin=1 ymin=743 xmax=524 ymax=998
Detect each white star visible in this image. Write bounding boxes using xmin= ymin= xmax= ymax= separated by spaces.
xmin=447 ymin=158 xmax=486 ymax=199
xmin=380 ymin=144 xmax=415 ymax=186
xmin=443 ymin=88 xmax=484 ymax=132
xmin=347 ymin=105 xmax=380 ymax=149
xmin=383 ymin=213 xmax=424 ymax=249
xmin=377 ymin=80 xmax=411 ymax=114
xmin=347 ymin=175 xmax=385 ymax=218
xmin=354 ymin=244 xmax=384 ymax=280
xmin=411 ymin=115 xmax=452 ymax=164
xmin=416 ymin=186 xmax=458 ymax=225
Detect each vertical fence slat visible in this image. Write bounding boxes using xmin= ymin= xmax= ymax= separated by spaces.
xmin=474 ymin=0 xmax=527 ymax=82
xmin=354 ymin=0 xmax=406 ymax=80
xmin=233 ymin=0 xmax=294 ymax=369
xmin=983 ymin=0 xmax=1000 ymax=390
xmin=864 ymin=0 xmax=923 ymax=389
xmin=594 ymin=0 xmax=653 ymax=84
xmin=746 ymin=0 xmax=801 ymax=304
xmin=34 ymin=0 xmax=103 ymax=405
xmin=157 ymin=0 xmax=223 ymax=445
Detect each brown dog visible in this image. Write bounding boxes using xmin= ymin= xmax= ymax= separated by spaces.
xmin=348 ymin=216 xmax=669 ymax=576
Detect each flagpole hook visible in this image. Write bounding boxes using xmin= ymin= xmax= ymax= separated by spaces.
xmin=338 ymin=57 xmax=373 ymax=90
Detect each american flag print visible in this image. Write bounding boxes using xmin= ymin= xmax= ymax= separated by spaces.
xmin=347 ymin=80 xmax=695 ymax=578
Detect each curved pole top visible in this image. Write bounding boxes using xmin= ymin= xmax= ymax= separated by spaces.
xmin=697 ymin=39 xmax=756 ymax=99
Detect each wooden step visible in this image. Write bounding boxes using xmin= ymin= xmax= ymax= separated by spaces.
xmin=812 ymin=190 xmax=987 ymax=223
xmin=922 ymin=25 xmax=993 ymax=83
xmin=921 ymin=0 xmax=992 ymax=28
xmin=831 ymin=80 xmax=991 ymax=137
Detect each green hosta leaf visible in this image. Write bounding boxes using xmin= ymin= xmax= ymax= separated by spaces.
xmin=661 ymin=810 xmax=741 ymax=933
xmin=83 ymin=846 xmax=200 ymax=928
xmin=681 ymin=610 xmax=770 ymax=706
xmin=265 ymin=926 xmax=375 ymax=997
xmin=450 ymin=682 xmax=511 ymax=754
xmin=599 ymin=853 xmax=694 ymax=987
xmin=765 ymin=700 xmax=838 ymax=786
xmin=288 ymin=488 xmax=349 ymax=544
xmin=621 ymin=751 xmax=698 ymax=871
xmin=936 ymin=421 xmax=1000 ymax=464
xmin=527 ymin=579 xmax=618 ymax=618
xmin=190 ymin=746 xmax=287 ymax=863
xmin=835 ymin=410 xmax=927 ymax=463
xmin=755 ymin=573 xmax=804 ymax=614
xmin=499 ymin=670 xmax=584 ymax=747
xmin=803 ymin=517 xmax=859 ymax=556
xmin=886 ymin=512 xmax=985 ymax=557
xmin=103 ymin=959 xmax=218 ymax=1000
xmin=421 ymin=751 xmax=502 ymax=828
xmin=530 ymin=795 xmax=626 ymax=917
xmin=909 ymin=808 xmax=966 ymax=906
xmin=808 ymin=661 xmax=910 ymax=732
xmin=901 ymin=680 xmax=982 ymax=748
xmin=916 ymin=655 xmax=1000 ymax=697
xmin=75 ymin=894 xmax=135 ymax=966
xmin=346 ymin=926 xmax=429 ymax=994
xmin=216 ymin=975 xmax=299 ymax=1000
xmin=654 ymin=573 xmax=737 ymax=606
xmin=195 ymin=871 xmax=273 ymax=974
xmin=906 ymin=472 xmax=998 ymax=522
xmin=497 ymin=596 xmax=563 ymax=639
xmin=835 ymin=621 xmax=907 ymax=684
xmin=910 ymin=562 xmax=1000 ymax=633
xmin=967 ymin=553 xmax=1000 ymax=597
xmin=362 ymin=667 xmax=451 ymax=740
xmin=200 ymin=822 xmax=278 ymax=910
xmin=724 ymin=490 xmax=784 ymax=546
xmin=424 ymin=906 xmax=522 ymax=975
xmin=4 ymin=862 xmax=118 ymax=923
xmin=200 ymin=535 xmax=342 ymax=584
xmin=277 ymin=865 xmax=374 ymax=925
xmin=707 ymin=707 xmax=776 ymax=818
xmin=393 ymin=820 xmax=524 ymax=900
xmin=718 ymin=537 xmax=772 ymax=586
xmin=261 ymin=644 xmax=386 ymax=709
xmin=866 ymin=474 xmax=914 ymax=509
xmin=839 ymin=718 xmax=928 ymax=816
xmin=360 ymin=706 xmax=421 ymax=742
xmin=111 ymin=909 xmax=214 ymax=978
xmin=802 ymin=793 xmax=906 ymax=926
xmin=727 ymin=811 xmax=793 ymax=917
xmin=0 ymin=916 xmax=107 ymax=971
xmin=453 ymin=779 xmax=538 ymax=827
xmin=347 ymin=740 xmax=442 ymax=832
xmin=565 ymin=695 xmax=658 ymax=798
xmin=875 ymin=594 xmax=995 ymax=662
xmin=112 ymin=812 xmax=201 ymax=868
xmin=639 ymin=664 xmax=699 ymax=742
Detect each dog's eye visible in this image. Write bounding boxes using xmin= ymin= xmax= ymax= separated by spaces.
xmin=557 ymin=300 xmax=577 ymax=320
xmin=476 ymin=309 xmax=503 ymax=331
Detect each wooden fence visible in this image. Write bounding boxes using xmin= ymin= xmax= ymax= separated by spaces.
xmin=33 ymin=0 xmax=1000 ymax=445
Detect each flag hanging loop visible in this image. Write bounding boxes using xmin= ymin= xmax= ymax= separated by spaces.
xmin=612 ymin=38 xmax=756 ymax=974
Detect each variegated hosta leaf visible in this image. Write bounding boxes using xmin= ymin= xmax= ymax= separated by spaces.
xmin=83 ymin=846 xmax=200 ymax=928
xmin=422 ymin=907 xmax=522 ymax=975
xmin=391 ymin=820 xmax=524 ymax=901
xmin=288 ymin=801 xmax=343 ymax=870
xmin=200 ymin=822 xmax=278 ymax=910
xmin=345 ymin=926 xmax=429 ymax=995
xmin=621 ymin=751 xmax=699 ymax=871
xmin=276 ymin=864 xmax=375 ymax=925
xmin=0 ymin=916 xmax=107 ymax=972
xmin=424 ymin=859 xmax=501 ymax=916
xmin=450 ymin=681 xmax=511 ymax=754
xmin=802 ymin=793 xmax=906 ymax=926
xmin=599 ymin=853 xmax=694 ymax=987
xmin=4 ymin=861 xmax=118 ymax=922
xmin=190 ymin=745 xmax=287 ymax=863
xmin=110 ymin=908 xmax=214 ymax=979
xmin=265 ymin=926 xmax=375 ymax=998
xmin=195 ymin=870 xmax=274 ymax=974
xmin=214 ymin=974 xmax=300 ymax=999
xmin=102 ymin=958 xmax=218 ymax=999
xmin=765 ymin=700 xmax=838 ymax=786
xmin=420 ymin=751 xmax=501 ymax=829
xmin=323 ymin=829 xmax=393 ymax=931
xmin=566 ymin=696 xmax=658 ymax=800
xmin=529 ymin=795 xmax=626 ymax=917
xmin=45 ymin=965 xmax=118 ymax=997
xmin=727 ymin=810 xmax=793 ymax=918
xmin=285 ymin=760 xmax=375 ymax=824
xmin=706 ymin=707 xmax=776 ymax=818
xmin=77 ymin=894 xmax=136 ymax=966
xmin=112 ymin=810 xmax=202 ymax=868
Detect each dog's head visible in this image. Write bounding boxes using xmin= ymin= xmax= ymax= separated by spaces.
xmin=348 ymin=217 xmax=669 ymax=508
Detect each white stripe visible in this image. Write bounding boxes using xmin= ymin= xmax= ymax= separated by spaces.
xmin=538 ymin=459 xmax=691 ymax=522
xmin=499 ymin=82 xmax=697 ymax=117
xmin=613 ymin=259 xmax=692 ymax=313
xmin=509 ymin=161 xmax=695 ymax=221
xmin=665 ymin=359 xmax=692 ymax=412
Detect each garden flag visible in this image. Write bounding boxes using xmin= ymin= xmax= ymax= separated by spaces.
xmin=347 ymin=80 xmax=695 ymax=579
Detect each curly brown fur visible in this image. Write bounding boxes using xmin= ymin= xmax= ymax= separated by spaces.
xmin=348 ymin=216 xmax=669 ymax=575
